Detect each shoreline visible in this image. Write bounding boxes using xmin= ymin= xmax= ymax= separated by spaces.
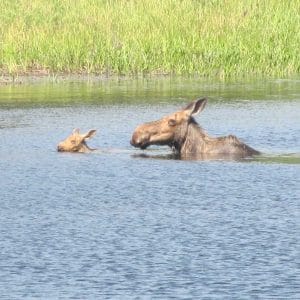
xmin=2 ymin=70 xmax=300 ymax=86
xmin=0 ymin=70 xmax=176 ymax=85
xmin=0 ymin=70 xmax=119 ymax=85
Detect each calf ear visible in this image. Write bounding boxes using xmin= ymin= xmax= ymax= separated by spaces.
xmin=184 ymin=98 xmax=207 ymax=116
xmin=83 ymin=129 xmax=97 ymax=140
xmin=72 ymin=128 xmax=80 ymax=135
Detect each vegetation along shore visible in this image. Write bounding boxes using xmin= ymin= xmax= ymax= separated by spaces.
xmin=1 ymin=0 xmax=300 ymax=78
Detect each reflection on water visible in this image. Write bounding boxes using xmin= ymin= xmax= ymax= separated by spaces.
xmin=132 ymin=151 xmax=300 ymax=164
xmin=1 ymin=76 xmax=300 ymax=107
xmin=0 ymin=77 xmax=299 ymax=299
xmin=254 ymin=153 xmax=300 ymax=164
xmin=132 ymin=151 xmax=254 ymax=162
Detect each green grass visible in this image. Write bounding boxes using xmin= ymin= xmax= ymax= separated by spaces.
xmin=1 ymin=0 xmax=300 ymax=78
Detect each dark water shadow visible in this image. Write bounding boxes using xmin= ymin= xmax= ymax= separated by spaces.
xmin=131 ymin=152 xmax=256 ymax=162
xmin=131 ymin=152 xmax=300 ymax=164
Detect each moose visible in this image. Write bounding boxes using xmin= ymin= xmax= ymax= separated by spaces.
xmin=57 ymin=128 xmax=97 ymax=153
xmin=130 ymin=98 xmax=260 ymax=159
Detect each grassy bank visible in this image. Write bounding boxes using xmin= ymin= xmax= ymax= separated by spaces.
xmin=1 ymin=0 xmax=300 ymax=78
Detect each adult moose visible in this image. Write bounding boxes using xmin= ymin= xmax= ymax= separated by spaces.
xmin=130 ymin=98 xmax=260 ymax=159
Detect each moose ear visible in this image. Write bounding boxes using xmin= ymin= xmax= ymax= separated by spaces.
xmin=83 ymin=129 xmax=97 ymax=140
xmin=184 ymin=98 xmax=207 ymax=116
xmin=72 ymin=128 xmax=80 ymax=135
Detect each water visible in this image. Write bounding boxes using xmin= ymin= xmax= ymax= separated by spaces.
xmin=0 ymin=77 xmax=299 ymax=299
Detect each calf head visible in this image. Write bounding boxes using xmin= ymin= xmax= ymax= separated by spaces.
xmin=131 ymin=98 xmax=207 ymax=149
xmin=57 ymin=129 xmax=97 ymax=153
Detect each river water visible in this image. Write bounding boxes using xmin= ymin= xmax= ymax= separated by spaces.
xmin=0 ymin=77 xmax=299 ymax=299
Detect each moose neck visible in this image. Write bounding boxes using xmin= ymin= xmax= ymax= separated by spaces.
xmin=173 ymin=118 xmax=207 ymax=154
xmin=78 ymin=142 xmax=95 ymax=153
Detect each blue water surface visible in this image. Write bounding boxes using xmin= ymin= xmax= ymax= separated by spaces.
xmin=0 ymin=77 xmax=299 ymax=299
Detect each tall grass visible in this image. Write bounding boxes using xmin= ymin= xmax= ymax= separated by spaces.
xmin=1 ymin=0 xmax=300 ymax=77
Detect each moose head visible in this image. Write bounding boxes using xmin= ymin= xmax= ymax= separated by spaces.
xmin=57 ymin=129 xmax=97 ymax=153
xmin=131 ymin=98 xmax=207 ymax=150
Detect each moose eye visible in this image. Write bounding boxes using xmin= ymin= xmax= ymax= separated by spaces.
xmin=168 ymin=119 xmax=177 ymax=126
